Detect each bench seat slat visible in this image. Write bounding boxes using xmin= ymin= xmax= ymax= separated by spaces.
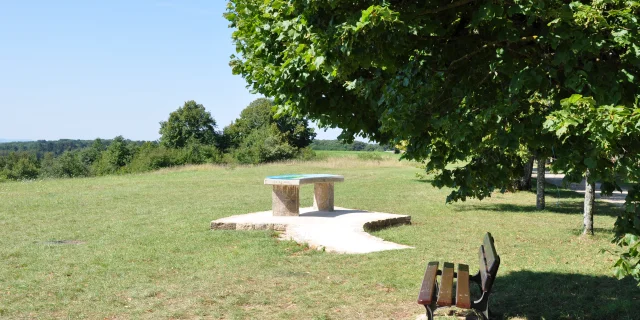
xmin=456 ymin=264 xmax=471 ymax=309
xmin=417 ymin=261 xmax=438 ymax=305
xmin=437 ymin=262 xmax=454 ymax=306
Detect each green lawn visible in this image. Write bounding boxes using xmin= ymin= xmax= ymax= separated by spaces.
xmin=313 ymin=149 xmax=398 ymax=159
xmin=0 ymin=154 xmax=637 ymax=319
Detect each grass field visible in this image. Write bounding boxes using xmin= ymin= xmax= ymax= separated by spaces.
xmin=1 ymin=152 xmax=638 ymax=319
xmin=314 ymin=150 xmax=400 ymax=159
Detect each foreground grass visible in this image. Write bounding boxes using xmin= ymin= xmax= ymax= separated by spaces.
xmin=0 ymin=153 xmax=637 ymax=319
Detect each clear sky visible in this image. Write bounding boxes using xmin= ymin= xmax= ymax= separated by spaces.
xmin=0 ymin=1 xmax=341 ymax=141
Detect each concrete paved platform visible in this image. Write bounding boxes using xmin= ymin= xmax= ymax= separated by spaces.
xmin=211 ymin=207 xmax=412 ymax=254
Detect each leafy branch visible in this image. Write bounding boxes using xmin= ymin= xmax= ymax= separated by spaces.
xmin=417 ymin=0 xmax=477 ymax=15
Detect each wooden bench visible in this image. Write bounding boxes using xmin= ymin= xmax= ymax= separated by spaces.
xmin=417 ymin=233 xmax=500 ymax=320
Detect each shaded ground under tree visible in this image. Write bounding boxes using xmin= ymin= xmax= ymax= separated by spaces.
xmin=492 ymin=271 xmax=639 ymax=319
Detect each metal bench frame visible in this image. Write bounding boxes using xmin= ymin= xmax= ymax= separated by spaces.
xmin=417 ymin=232 xmax=500 ymax=320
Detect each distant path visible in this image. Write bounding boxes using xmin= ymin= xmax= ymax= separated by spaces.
xmin=533 ymin=171 xmax=627 ymax=206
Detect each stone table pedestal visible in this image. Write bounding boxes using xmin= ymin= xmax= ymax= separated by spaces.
xmin=313 ymin=182 xmax=334 ymax=211
xmin=264 ymin=174 xmax=344 ymax=216
xmin=272 ymin=185 xmax=300 ymax=216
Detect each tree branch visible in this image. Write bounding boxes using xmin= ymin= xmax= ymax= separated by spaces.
xmin=476 ymin=70 xmax=493 ymax=88
xmin=448 ymin=42 xmax=498 ymax=69
xmin=418 ymin=0 xmax=477 ymax=15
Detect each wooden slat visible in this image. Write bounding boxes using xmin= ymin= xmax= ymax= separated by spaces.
xmin=437 ymin=262 xmax=455 ymax=306
xmin=478 ymin=233 xmax=501 ymax=292
xmin=418 ymin=261 xmax=439 ymax=305
xmin=456 ymin=264 xmax=471 ymax=309
xmin=478 ymin=245 xmax=488 ymax=291
xmin=483 ymin=233 xmax=497 ymax=272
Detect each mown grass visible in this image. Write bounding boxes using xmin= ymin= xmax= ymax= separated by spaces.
xmin=0 ymin=151 xmax=637 ymax=319
xmin=314 ymin=150 xmax=399 ymax=159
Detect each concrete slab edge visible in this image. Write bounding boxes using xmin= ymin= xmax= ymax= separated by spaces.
xmin=363 ymin=216 xmax=412 ymax=231
xmin=211 ymin=222 xmax=287 ymax=231
xmin=210 ymin=216 xmax=412 ymax=232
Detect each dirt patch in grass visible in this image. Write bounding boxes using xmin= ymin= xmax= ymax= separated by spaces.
xmin=41 ymin=240 xmax=86 ymax=245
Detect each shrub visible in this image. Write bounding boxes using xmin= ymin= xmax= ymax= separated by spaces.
xmin=224 ymin=98 xmax=315 ymax=151
xmin=125 ymin=141 xmax=222 ymax=173
xmin=296 ymin=147 xmax=317 ymax=161
xmin=178 ymin=139 xmax=222 ymax=165
xmin=233 ymin=124 xmax=297 ymax=164
xmin=0 ymin=152 xmax=40 ymax=180
xmin=92 ymin=136 xmax=136 ymax=175
xmin=41 ymin=151 xmax=90 ymax=178
xmin=125 ymin=143 xmax=182 ymax=173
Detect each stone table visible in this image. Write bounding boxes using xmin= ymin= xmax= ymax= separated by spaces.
xmin=264 ymin=174 xmax=344 ymax=216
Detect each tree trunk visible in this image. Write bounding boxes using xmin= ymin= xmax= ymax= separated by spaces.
xmin=583 ymin=169 xmax=595 ymax=236
xmin=536 ymin=156 xmax=545 ymax=210
xmin=515 ymin=156 xmax=534 ymax=191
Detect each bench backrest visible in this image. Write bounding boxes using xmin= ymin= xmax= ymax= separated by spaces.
xmin=478 ymin=232 xmax=500 ymax=292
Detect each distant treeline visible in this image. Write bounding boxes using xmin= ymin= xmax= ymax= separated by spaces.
xmin=1 ymin=98 xmax=319 ymax=182
xmin=310 ymin=139 xmax=392 ymax=152
xmin=0 ymin=137 xmax=227 ymax=182
xmin=0 ymin=139 xmax=144 ymax=158
xmin=1 ymin=102 xmax=402 ymax=182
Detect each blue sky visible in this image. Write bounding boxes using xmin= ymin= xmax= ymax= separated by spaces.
xmin=0 ymin=1 xmax=340 ymax=141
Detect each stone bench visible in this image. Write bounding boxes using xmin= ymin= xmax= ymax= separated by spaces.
xmin=264 ymin=174 xmax=344 ymax=216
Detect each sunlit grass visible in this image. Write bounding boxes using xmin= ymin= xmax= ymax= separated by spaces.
xmin=0 ymin=152 xmax=637 ymax=319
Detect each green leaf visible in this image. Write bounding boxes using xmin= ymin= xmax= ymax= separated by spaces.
xmin=612 ymin=29 xmax=628 ymax=37
xmin=547 ymin=18 xmax=561 ymax=26
xmin=621 ymin=69 xmax=635 ymax=83
xmin=584 ymin=157 xmax=597 ymax=168
xmin=314 ymin=56 xmax=325 ymax=69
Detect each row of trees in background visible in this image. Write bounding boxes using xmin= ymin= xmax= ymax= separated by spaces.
xmin=0 ymin=99 xmax=317 ymax=182
xmin=0 ymin=139 xmax=127 ymax=158
xmin=0 ymin=136 xmax=219 ymax=181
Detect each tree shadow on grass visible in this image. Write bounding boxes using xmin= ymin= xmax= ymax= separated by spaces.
xmin=457 ymin=200 xmax=622 ymax=217
xmin=492 ymin=271 xmax=639 ymax=320
xmin=415 ymin=178 xmax=623 ymax=216
xmin=455 ymin=184 xmax=622 ymax=217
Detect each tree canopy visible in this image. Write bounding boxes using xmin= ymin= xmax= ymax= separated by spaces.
xmin=159 ymin=100 xmax=218 ymax=148
xmin=226 ymin=0 xmax=639 ymax=200
xmin=226 ymin=0 xmax=640 ymax=282
xmin=223 ymin=98 xmax=316 ymax=151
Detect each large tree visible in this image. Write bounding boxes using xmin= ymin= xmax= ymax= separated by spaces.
xmin=226 ymin=0 xmax=638 ymax=201
xmin=226 ymin=0 xmax=639 ymax=280
xmin=159 ymin=101 xmax=218 ymax=148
